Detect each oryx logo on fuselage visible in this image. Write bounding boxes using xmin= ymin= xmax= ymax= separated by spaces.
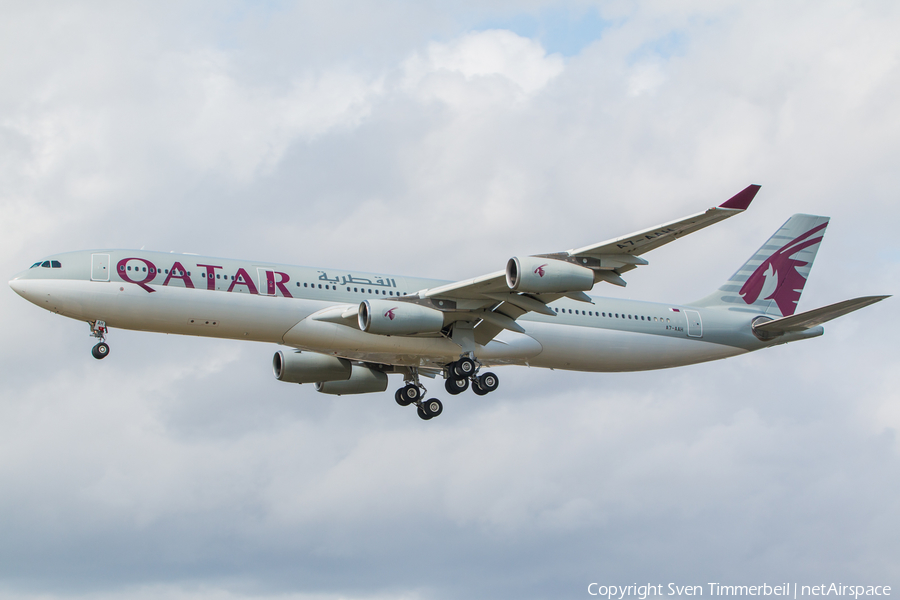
xmin=534 ymin=264 xmax=548 ymax=277
xmin=385 ymin=307 xmax=398 ymax=320
xmin=739 ymin=223 xmax=827 ymax=316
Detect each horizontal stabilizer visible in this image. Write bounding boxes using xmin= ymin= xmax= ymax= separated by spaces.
xmin=754 ymin=295 xmax=889 ymax=334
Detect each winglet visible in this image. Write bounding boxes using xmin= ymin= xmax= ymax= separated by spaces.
xmin=719 ymin=184 xmax=761 ymax=210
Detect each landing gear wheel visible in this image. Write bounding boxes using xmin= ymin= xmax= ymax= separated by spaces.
xmin=453 ymin=357 xmax=476 ymax=377
xmin=423 ymin=398 xmax=443 ymax=418
xmin=417 ymin=406 xmax=433 ymax=420
xmin=395 ymin=384 xmax=420 ymax=406
xmin=445 ymin=377 xmax=469 ymax=395
xmin=91 ymin=342 xmax=110 ymax=360
xmin=477 ymin=372 xmax=499 ymax=393
xmin=472 ymin=381 xmax=489 ymax=396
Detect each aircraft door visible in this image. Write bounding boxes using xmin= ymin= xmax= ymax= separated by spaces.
xmin=91 ymin=253 xmax=110 ymax=281
xmin=257 ymin=267 xmax=276 ymax=296
xmin=684 ymin=309 xmax=702 ymax=337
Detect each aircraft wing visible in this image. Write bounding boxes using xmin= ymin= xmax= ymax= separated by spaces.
xmin=564 ymin=184 xmax=761 ymax=275
xmin=410 ymin=185 xmax=761 ymax=344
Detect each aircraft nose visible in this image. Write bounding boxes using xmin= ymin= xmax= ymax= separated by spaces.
xmin=9 ymin=276 xmax=31 ymax=299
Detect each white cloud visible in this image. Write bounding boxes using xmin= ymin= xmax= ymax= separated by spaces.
xmin=401 ymin=29 xmax=564 ymax=109
xmin=1 ymin=1 xmax=899 ymax=599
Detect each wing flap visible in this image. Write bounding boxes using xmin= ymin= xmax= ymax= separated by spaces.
xmin=419 ymin=270 xmax=507 ymax=300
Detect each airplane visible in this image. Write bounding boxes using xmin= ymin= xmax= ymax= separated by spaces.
xmin=9 ymin=185 xmax=888 ymax=421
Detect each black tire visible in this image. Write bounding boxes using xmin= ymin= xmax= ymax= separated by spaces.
xmin=471 ymin=381 xmax=489 ymax=396
xmin=396 ymin=385 xmax=419 ymax=406
xmin=445 ymin=377 xmax=469 ymax=395
xmin=453 ymin=357 xmax=476 ymax=377
xmin=92 ymin=342 xmax=109 ymax=360
xmin=477 ymin=372 xmax=499 ymax=393
xmin=417 ymin=406 xmax=433 ymax=420
xmin=423 ymin=398 xmax=443 ymax=418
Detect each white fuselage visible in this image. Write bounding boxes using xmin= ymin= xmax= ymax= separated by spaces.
xmin=10 ymin=249 xmax=784 ymax=373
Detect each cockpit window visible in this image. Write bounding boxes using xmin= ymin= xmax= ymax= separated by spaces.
xmin=31 ymin=260 xmax=62 ymax=268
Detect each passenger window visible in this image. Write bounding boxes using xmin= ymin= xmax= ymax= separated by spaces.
xmin=304 ymin=283 xmax=308 ymax=287
xmin=354 ymin=288 xmax=358 ymax=292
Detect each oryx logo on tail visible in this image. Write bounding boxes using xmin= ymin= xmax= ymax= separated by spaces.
xmin=739 ymin=223 xmax=827 ymax=316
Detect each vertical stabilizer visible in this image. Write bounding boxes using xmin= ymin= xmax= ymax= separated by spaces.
xmin=691 ymin=214 xmax=830 ymax=317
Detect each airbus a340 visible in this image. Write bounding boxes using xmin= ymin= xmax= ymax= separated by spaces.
xmin=10 ymin=185 xmax=887 ymax=420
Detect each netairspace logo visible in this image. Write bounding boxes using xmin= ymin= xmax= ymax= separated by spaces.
xmin=587 ymin=584 xmax=892 ymax=599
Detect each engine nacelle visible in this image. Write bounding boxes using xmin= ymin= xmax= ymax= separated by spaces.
xmin=506 ymin=256 xmax=594 ymax=293
xmin=316 ymin=366 xmax=388 ymax=395
xmin=358 ymin=299 xmax=445 ymax=335
xmin=273 ymin=351 xmax=351 ymax=384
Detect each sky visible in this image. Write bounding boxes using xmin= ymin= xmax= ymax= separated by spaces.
xmin=1 ymin=1 xmax=899 ymax=599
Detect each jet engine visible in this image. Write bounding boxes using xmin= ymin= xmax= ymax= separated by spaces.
xmin=316 ymin=366 xmax=388 ymax=395
xmin=358 ymin=299 xmax=445 ymax=335
xmin=506 ymin=256 xmax=594 ymax=293
xmin=273 ymin=351 xmax=352 ymax=384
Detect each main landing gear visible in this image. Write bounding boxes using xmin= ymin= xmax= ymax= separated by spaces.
xmin=89 ymin=320 xmax=110 ymax=360
xmin=395 ymin=368 xmax=443 ymax=421
xmin=393 ymin=357 xmax=500 ymax=421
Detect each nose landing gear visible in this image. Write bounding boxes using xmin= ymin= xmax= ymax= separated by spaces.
xmin=89 ymin=320 xmax=110 ymax=360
